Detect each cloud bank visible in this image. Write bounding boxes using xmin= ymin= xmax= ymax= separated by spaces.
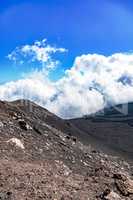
xmin=1 ymin=40 xmax=133 ymax=119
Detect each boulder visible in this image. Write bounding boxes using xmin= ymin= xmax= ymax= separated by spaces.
xmin=7 ymin=138 xmax=25 ymax=150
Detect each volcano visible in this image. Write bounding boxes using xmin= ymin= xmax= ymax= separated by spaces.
xmin=0 ymin=99 xmax=133 ymax=199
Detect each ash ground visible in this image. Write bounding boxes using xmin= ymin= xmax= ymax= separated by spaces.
xmin=0 ymin=100 xmax=133 ymax=200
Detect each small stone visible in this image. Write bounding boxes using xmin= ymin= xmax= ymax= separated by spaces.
xmin=0 ymin=121 xmax=3 ymax=128
xmin=91 ymin=150 xmax=97 ymax=153
xmin=72 ymin=137 xmax=77 ymax=143
xmin=18 ymin=119 xmax=32 ymax=131
xmin=105 ymin=191 xmax=121 ymax=200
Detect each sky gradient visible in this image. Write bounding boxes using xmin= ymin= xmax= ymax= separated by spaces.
xmin=1 ymin=0 xmax=133 ymax=118
xmin=1 ymin=0 xmax=133 ymax=82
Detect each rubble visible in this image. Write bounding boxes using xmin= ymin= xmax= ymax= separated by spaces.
xmin=114 ymin=173 xmax=133 ymax=196
xmin=0 ymin=100 xmax=132 ymax=200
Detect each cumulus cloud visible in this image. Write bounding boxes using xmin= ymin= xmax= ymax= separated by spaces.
xmin=7 ymin=39 xmax=67 ymax=70
xmin=1 ymin=40 xmax=133 ymax=119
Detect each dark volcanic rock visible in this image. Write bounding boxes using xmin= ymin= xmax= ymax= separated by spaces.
xmin=18 ymin=119 xmax=29 ymax=131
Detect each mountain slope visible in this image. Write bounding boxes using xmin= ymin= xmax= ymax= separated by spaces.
xmin=70 ymin=103 xmax=133 ymax=161
xmin=0 ymin=100 xmax=133 ymax=199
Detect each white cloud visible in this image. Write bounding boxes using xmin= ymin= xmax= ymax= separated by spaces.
xmin=7 ymin=39 xmax=67 ymax=70
xmin=2 ymin=41 xmax=133 ymax=119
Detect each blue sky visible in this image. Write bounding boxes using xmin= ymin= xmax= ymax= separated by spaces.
xmin=1 ymin=0 xmax=133 ymax=82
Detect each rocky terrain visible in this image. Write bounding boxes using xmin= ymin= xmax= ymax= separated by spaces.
xmin=0 ymin=100 xmax=133 ymax=199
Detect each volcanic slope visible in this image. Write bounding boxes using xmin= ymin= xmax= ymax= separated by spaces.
xmin=0 ymin=100 xmax=133 ymax=199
